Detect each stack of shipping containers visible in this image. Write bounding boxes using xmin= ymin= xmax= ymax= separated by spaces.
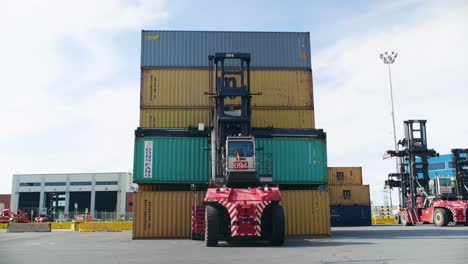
xmin=327 ymin=167 xmax=372 ymax=226
xmin=133 ymin=31 xmax=330 ymax=239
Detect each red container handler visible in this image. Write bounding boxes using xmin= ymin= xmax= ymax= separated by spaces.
xmin=191 ymin=205 xmax=206 ymax=240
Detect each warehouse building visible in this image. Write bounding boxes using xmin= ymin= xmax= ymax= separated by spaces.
xmin=10 ymin=172 xmax=132 ymax=219
xmin=0 ymin=194 xmax=11 ymax=210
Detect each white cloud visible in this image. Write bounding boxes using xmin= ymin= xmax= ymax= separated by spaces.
xmin=0 ymin=0 xmax=168 ymax=193
xmin=314 ymin=1 xmax=468 ymax=205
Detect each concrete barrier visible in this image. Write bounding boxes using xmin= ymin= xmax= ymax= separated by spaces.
xmin=372 ymin=217 xmax=396 ymax=225
xmin=0 ymin=221 xmax=134 ymax=231
xmin=121 ymin=222 xmax=132 ymax=230
xmin=7 ymin=223 xmax=52 ymax=232
xmin=78 ymin=222 xmax=123 ymax=232
xmin=51 ymin=222 xmax=71 ymax=229
xmin=70 ymin=222 xmax=80 ymax=231
xmin=2 ymin=222 xmax=131 ymax=231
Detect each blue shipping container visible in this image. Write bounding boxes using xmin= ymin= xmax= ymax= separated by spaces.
xmin=141 ymin=31 xmax=311 ymax=69
xmin=330 ymin=205 xmax=372 ymax=227
xmin=413 ymin=153 xmax=467 ymax=179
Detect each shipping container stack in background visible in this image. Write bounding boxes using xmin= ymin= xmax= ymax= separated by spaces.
xmin=133 ymin=31 xmax=331 ymax=239
xmin=327 ymin=167 xmax=372 ymax=227
xmin=139 ymin=31 xmax=315 ymax=130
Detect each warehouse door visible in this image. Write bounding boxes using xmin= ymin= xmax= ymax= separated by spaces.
xmin=18 ymin=192 xmax=40 ymax=217
xmin=69 ymin=192 xmax=91 ymax=214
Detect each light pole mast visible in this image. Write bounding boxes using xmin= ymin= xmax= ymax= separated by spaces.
xmin=380 ymin=51 xmax=399 ymax=208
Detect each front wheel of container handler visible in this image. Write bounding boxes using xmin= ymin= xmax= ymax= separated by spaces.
xmin=270 ymin=205 xmax=285 ymax=246
xmin=465 ymin=210 xmax=468 ymax=226
xmin=433 ymin=208 xmax=449 ymax=227
xmin=400 ymin=211 xmax=412 ymax=226
xmin=205 ymin=205 xmax=219 ymax=247
xmin=394 ymin=214 xmax=401 ymax=225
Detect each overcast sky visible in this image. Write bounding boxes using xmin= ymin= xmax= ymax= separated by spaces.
xmin=1 ymin=0 xmax=467 ymax=205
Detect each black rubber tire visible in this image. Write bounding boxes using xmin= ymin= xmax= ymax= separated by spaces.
xmin=465 ymin=210 xmax=468 ymax=226
xmin=270 ymin=205 xmax=285 ymax=246
xmin=394 ymin=214 xmax=401 ymax=225
xmin=205 ymin=205 xmax=219 ymax=247
xmin=261 ymin=206 xmax=272 ymax=240
xmin=434 ymin=208 xmax=449 ymax=227
xmin=400 ymin=211 xmax=412 ymax=226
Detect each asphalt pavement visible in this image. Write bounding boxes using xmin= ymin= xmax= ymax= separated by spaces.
xmin=0 ymin=225 xmax=467 ymax=264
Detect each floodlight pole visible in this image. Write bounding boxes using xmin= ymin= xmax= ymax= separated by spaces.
xmin=380 ymin=51 xmax=399 ymax=208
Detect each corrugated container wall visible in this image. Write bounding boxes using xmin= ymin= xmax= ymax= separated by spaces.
xmin=139 ymin=108 xmax=315 ymax=129
xmin=256 ymin=138 xmax=327 ymax=184
xmin=125 ymin=193 xmax=133 ymax=213
xmin=133 ymin=190 xmax=330 ymax=239
xmin=133 ymin=137 xmax=210 ymax=184
xmin=329 ymin=185 xmax=370 ymax=206
xmin=327 ymin=167 xmax=363 ymax=185
xmin=134 ymin=137 xmax=327 ymax=184
xmin=140 ymin=69 xmax=313 ymax=108
xmin=132 ymin=191 xmax=205 ymax=238
xmin=281 ymin=190 xmax=331 ymax=236
xmin=330 ymin=205 xmax=372 ymax=227
xmin=141 ymin=31 xmax=311 ymax=69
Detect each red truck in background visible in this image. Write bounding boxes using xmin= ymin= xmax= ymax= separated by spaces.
xmin=0 ymin=209 xmax=31 ymax=223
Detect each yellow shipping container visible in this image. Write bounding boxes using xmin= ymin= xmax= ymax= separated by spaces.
xmin=133 ymin=190 xmax=329 ymax=239
xmin=140 ymin=69 xmax=313 ymax=108
xmin=140 ymin=108 xmax=210 ymax=128
xmin=251 ymin=108 xmax=315 ymax=128
xmin=140 ymin=108 xmax=315 ymax=129
xmin=328 ymin=167 xmax=363 ymax=186
xmin=132 ymin=191 xmax=205 ymax=239
xmin=137 ymin=184 xmax=183 ymax=192
xmin=281 ymin=190 xmax=331 ymax=236
xmin=329 ymin=185 xmax=370 ymax=206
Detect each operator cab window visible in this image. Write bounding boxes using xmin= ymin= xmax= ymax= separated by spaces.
xmin=228 ymin=141 xmax=254 ymax=157
xmin=438 ymin=178 xmax=451 ymax=186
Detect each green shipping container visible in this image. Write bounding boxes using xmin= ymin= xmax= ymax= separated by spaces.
xmin=133 ymin=136 xmax=327 ymax=184
xmin=256 ymin=138 xmax=327 ymax=184
xmin=133 ymin=137 xmax=210 ymax=183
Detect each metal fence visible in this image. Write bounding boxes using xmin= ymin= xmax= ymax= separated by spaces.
xmin=34 ymin=211 xmax=133 ymax=222
xmin=93 ymin=212 xmax=133 ymax=222
xmin=371 ymin=206 xmax=399 ymax=218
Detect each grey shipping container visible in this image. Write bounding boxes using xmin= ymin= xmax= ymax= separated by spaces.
xmin=141 ymin=31 xmax=311 ymax=69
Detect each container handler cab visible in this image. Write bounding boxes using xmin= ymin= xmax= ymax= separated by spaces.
xmin=191 ymin=53 xmax=285 ymax=246
xmin=385 ymin=120 xmax=468 ymax=226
